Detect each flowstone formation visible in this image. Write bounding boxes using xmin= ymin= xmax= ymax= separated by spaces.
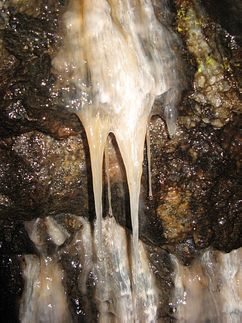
xmin=0 ymin=0 xmax=241 ymax=322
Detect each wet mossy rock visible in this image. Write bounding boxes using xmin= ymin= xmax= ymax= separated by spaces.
xmin=0 ymin=0 xmax=241 ymax=319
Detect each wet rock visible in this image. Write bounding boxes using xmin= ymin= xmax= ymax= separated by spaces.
xmin=0 ymin=220 xmax=35 ymax=254
xmin=0 ymin=1 xmax=79 ymax=139
xmin=0 ymin=131 xmax=90 ymax=220
xmin=203 ymin=0 xmax=242 ymax=40
xmin=4 ymin=13 xmax=55 ymax=59
xmin=0 ymin=0 xmax=240 ymax=261
xmin=0 ymin=255 xmax=23 ymax=322
xmin=0 ymin=45 xmax=18 ymax=89
xmin=148 ymin=114 xmax=241 ymax=260
xmin=175 ymin=0 xmax=241 ymax=128
xmin=202 ymin=0 xmax=242 ymax=89
xmin=145 ymin=244 xmax=175 ymax=321
xmin=0 ymin=49 xmax=81 ymax=138
xmin=0 ymin=0 xmax=241 ymax=320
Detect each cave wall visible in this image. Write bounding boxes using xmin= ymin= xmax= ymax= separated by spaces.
xmin=0 ymin=0 xmax=241 ymax=321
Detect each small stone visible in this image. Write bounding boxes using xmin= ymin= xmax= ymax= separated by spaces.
xmin=197 ymin=75 xmax=206 ymax=88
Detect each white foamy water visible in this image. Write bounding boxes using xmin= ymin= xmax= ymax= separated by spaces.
xmin=172 ymin=248 xmax=242 ymax=322
xmin=52 ymin=0 xmax=181 ymax=271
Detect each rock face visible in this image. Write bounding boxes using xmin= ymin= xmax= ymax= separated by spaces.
xmin=0 ymin=0 xmax=241 ymax=321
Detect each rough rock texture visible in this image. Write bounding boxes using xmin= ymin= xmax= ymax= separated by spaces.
xmin=0 ymin=0 xmax=241 ymax=321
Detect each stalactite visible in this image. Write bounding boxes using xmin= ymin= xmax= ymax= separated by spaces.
xmin=52 ymin=0 xmax=181 ymax=279
xmin=105 ymin=141 xmax=113 ymax=217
